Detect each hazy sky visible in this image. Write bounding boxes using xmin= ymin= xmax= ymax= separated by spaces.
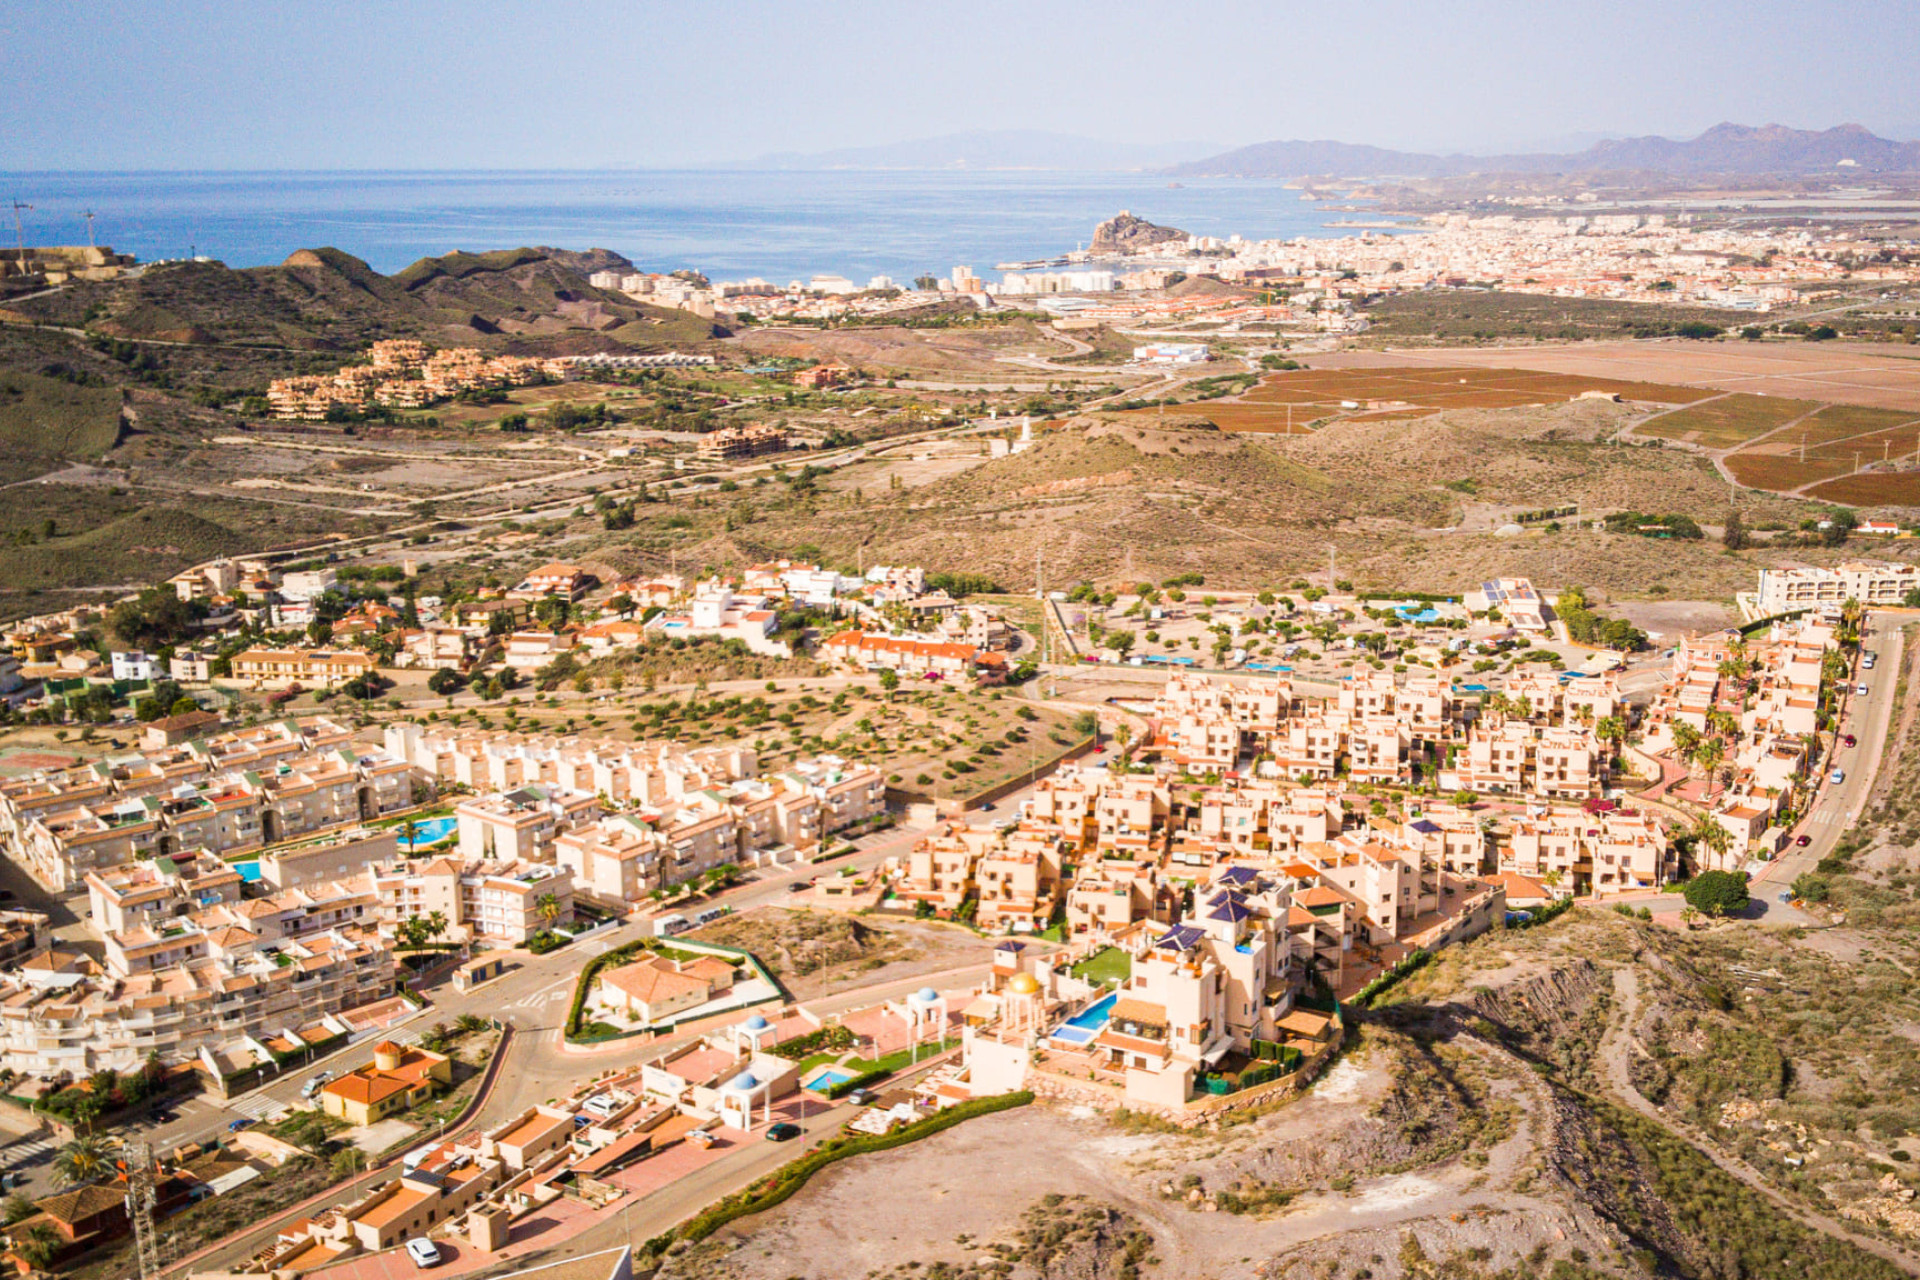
xmin=5 ymin=0 xmax=1917 ymax=169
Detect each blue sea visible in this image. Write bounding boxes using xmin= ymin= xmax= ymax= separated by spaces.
xmin=0 ymin=170 xmax=1362 ymax=284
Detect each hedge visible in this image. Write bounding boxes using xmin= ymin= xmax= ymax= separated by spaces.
xmin=769 ymin=1024 xmax=856 ymax=1062
xmin=565 ymin=940 xmax=649 ymax=1037
xmin=1507 ymin=895 xmax=1577 ymax=930
xmin=1352 ymin=948 xmax=1432 ymax=1009
xmin=824 ymin=1068 xmax=888 ymax=1100
xmin=677 ymin=1090 xmax=1032 ymax=1243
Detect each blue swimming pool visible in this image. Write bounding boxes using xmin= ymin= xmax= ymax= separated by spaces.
xmin=1049 ymin=992 xmax=1118 ymax=1046
xmin=806 ymin=1066 xmax=858 ymax=1093
xmin=397 ymin=816 xmax=457 ymax=850
xmin=233 ymin=861 xmax=262 ymax=883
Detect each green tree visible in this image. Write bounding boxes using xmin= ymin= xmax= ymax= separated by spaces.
xmin=51 ymin=1136 xmax=114 ymax=1187
xmin=13 ymin=1224 xmax=61 ymax=1270
xmin=1722 ymin=508 xmax=1749 ymax=551
xmin=1683 ymin=868 xmax=1749 ymax=917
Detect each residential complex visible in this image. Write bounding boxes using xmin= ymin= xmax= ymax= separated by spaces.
xmin=1751 ymin=561 xmax=1920 ymax=616
xmin=0 ymin=718 xmax=414 ymax=891
xmin=266 ymin=342 xmax=566 ymax=420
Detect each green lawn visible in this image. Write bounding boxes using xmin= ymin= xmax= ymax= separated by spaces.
xmin=1070 ymin=946 xmax=1131 ymax=988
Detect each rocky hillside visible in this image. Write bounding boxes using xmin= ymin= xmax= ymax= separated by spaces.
xmin=1090 ymin=211 xmax=1187 ymax=253
xmin=5 ymin=245 xmax=721 ymax=352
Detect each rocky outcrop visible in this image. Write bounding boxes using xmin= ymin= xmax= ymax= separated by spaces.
xmin=1090 ymin=210 xmax=1186 ymax=253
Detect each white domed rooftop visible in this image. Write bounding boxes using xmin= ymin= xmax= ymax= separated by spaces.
xmin=726 ymin=1071 xmax=760 ymax=1092
xmin=744 ymin=1014 xmax=771 ymax=1031
xmin=912 ymin=987 xmax=940 ymax=1003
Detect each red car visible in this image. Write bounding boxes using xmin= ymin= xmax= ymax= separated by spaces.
xmin=1843 ymin=734 xmax=1857 ymax=747
xmin=1796 ymin=835 xmax=1812 ymax=847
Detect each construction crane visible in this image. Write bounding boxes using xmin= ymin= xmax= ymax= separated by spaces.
xmin=125 ymin=1139 xmax=162 ymax=1280
xmin=82 ymin=209 xmax=97 ymax=249
xmin=7 ymin=200 xmax=30 ymax=276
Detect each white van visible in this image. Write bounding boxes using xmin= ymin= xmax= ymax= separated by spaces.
xmin=655 ymin=914 xmax=690 ymax=937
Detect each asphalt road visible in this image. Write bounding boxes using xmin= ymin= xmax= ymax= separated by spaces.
xmin=1760 ymin=615 xmax=1904 ymax=890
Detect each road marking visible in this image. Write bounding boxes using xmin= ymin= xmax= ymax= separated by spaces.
xmin=227 ymin=1093 xmax=289 ymax=1122
xmin=3 ymin=1135 xmax=57 ymax=1163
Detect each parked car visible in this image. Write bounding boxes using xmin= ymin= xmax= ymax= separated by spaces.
xmin=301 ymin=1071 xmax=333 ymax=1099
xmin=847 ymin=1088 xmax=874 ymax=1107
xmin=1857 ymin=683 xmax=1870 ymax=697
xmin=1830 ymin=768 xmax=1846 ymax=785
xmin=1844 ymin=734 xmax=1858 ymax=747
xmin=227 ymin=1118 xmax=254 ymax=1133
xmin=1778 ymin=891 xmax=1794 ymax=904
xmin=765 ymin=1122 xmax=802 ymax=1142
xmin=406 ymin=1239 xmax=442 ymax=1269
xmin=1796 ymin=834 xmax=1812 ymax=846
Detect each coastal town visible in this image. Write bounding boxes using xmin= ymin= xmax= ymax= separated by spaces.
xmin=6 ymin=28 xmax=1920 ymax=1271
xmin=0 ymin=506 xmax=1907 ymax=1277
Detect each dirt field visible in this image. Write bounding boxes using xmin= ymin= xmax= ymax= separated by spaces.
xmin=1313 ymin=340 xmax=1920 ymax=413
xmin=1806 ymin=471 xmax=1920 ymax=505
xmin=1636 ymin=393 xmax=1821 ymax=448
xmin=684 ymin=909 xmax=994 ymax=1000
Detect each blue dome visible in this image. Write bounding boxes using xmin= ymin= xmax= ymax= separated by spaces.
xmin=744 ymin=1014 xmax=770 ymax=1031
xmin=726 ymin=1071 xmax=760 ymax=1092
xmin=914 ymin=987 xmax=939 ymax=1003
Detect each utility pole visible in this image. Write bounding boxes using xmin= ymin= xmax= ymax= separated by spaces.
xmin=82 ymin=210 xmax=96 ymax=249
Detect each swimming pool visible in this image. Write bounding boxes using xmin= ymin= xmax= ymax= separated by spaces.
xmin=805 ymin=1066 xmax=859 ymax=1093
xmin=397 ymin=816 xmax=457 ymax=850
xmin=233 ymin=861 xmax=263 ymax=883
xmin=1048 ymin=992 xmax=1117 ymax=1047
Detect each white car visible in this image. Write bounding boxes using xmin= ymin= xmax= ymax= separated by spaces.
xmin=1830 ymin=768 xmax=1846 ymax=786
xmin=406 ymin=1239 xmax=442 ymax=1269
xmin=1856 ymin=683 xmax=1870 ymax=697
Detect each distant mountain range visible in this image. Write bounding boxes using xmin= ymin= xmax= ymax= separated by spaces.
xmin=1169 ymin=123 xmax=1920 ymax=179
xmin=753 ymin=129 xmax=1223 ymax=172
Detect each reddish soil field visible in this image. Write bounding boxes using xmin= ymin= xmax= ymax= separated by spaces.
xmin=1805 ymin=422 xmax=1920 ymax=463
xmin=1804 ymin=472 xmax=1920 ymax=506
xmin=1726 ymin=451 xmax=1855 ymax=491
xmin=1315 ymin=341 xmax=1920 ymax=413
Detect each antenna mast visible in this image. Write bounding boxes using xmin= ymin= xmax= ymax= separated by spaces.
xmin=7 ymin=200 xmax=30 ymax=275
xmin=126 ymin=1138 xmax=162 ymax=1280
xmin=83 ymin=210 xmax=97 ymax=249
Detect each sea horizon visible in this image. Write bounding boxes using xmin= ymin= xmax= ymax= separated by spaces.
xmin=0 ymin=169 xmax=1368 ymax=287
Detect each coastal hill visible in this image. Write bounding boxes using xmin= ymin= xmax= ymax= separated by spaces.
xmin=5 ymin=246 xmax=721 ymax=352
xmin=1170 ymin=121 xmax=1920 ymax=179
xmin=1090 ymin=211 xmax=1188 ymax=253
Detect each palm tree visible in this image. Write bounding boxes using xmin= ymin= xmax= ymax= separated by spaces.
xmin=535 ymin=893 xmax=561 ymax=929
xmin=1694 ymin=738 xmax=1725 ymax=786
xmin=1679 ymin=905 xmax=1701 ymax=930
xmin=1691 ymin=816 xmax=1733 ymax=871
xmin=1595 ymin=715 xmax=1626 ymax=759
xmin=1672 ymin=722 xmax=1702 ymax=762
xmin=51 ymin=1136 xmax=113 ymax=1188
xmin=13 ymin=1224 xmax=61 ymax=1270
xmin=1839 ymin=596 xmax=1865 ymax=644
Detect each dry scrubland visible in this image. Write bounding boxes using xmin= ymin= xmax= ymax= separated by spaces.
xmin=655 ymin=899 xmax=1920 ymax=1280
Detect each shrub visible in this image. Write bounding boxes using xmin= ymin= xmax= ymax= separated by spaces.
xmin=676 ymin=1092 xmax=1033 ymax=1244
xmin=1683 ymin=869 xmax=1750 ymax=917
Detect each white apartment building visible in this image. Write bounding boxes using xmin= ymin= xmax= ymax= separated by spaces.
xmin=1755 ymin=562 xmax=1920 ymax=614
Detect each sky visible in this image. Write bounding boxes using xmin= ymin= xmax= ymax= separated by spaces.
xmin=4 ymin=0 xmax=1918 ymax=170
